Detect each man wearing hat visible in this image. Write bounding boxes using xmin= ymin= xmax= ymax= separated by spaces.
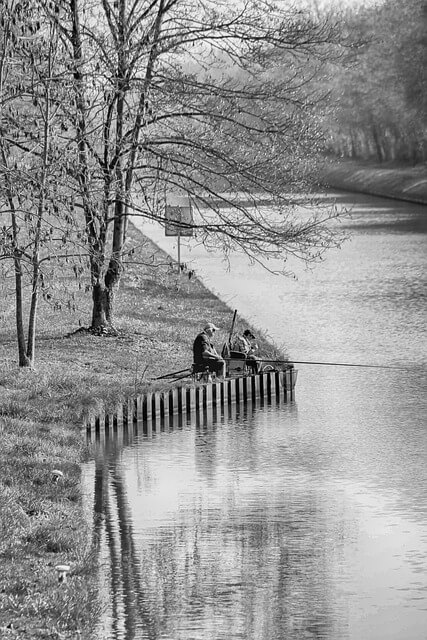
xmin=232 ymin=329 xmax=260 ymax=374
xmin=193 ymin=322 xmax=226 ymax=378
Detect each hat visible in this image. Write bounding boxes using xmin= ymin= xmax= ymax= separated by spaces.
xmin=204 ymin=322 xmax=220 ymax=331
xmin=243 ymin=329 xmax=256 ymax=339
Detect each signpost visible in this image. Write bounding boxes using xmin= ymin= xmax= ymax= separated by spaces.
xmin=165 ymin=195 xmax=193 ymax=272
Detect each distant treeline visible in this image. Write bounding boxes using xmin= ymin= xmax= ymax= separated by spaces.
xmin=325 ymin=0 xmax=427 ymax=165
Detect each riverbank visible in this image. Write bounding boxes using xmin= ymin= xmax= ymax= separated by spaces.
xmin=321 ymin=159 xmax=427 ymax=205
xmin=0 ymin=223 xmax=283 ymax=639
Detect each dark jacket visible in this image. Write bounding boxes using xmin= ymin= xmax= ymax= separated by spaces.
xmin=193 ymin=331 xmax=218 ymax=363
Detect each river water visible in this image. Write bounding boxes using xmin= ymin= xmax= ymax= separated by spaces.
xmin=84 ymin=191 xmax=427 ymax=640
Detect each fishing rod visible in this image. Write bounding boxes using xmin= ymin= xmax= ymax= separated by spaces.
xmin=259 ymin=359 xmax=412 ymax=371
xmin=153 ymin=359 xmax=413 ymax=383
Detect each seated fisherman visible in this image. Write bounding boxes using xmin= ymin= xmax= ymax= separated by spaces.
xmin=193 ymin=322 xmax=226 ymax=378
xmin=232 ymin=329 xmax=261 ymax=374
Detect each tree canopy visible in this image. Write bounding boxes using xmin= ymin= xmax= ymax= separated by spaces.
xmin=325 ymin=0 xmax=427 ymax=163
xmin=61 ymin=0 xmax=345 ymax=328
xmin=2 ymin=0 xmax=347 ymax=364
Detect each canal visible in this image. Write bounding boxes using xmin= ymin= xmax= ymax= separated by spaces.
xmin=84 ymin=191 xmax=427 ymax=640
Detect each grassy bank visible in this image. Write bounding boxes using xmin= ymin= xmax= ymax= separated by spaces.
xmin=0 ymin=222 xmax=284 ymax=639
xmin=321 ymin=158 xmax=427 ymax=205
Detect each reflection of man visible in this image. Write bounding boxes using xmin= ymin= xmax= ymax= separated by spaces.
xmin=232 ymin=329 xmax=260 ymax=374
xmin=193 ymin=323 xmax=226 ymax=378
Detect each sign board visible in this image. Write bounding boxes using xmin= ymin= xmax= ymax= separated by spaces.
xmin=165 ymin=195 xmax=193 ymax=237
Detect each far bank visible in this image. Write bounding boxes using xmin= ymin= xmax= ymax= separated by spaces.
xmin=320 ymin=159 xmax=427 ymax=205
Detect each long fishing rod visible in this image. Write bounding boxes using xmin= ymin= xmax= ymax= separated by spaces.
xmin=153 ymin=359 xmax=414 ymax=382
xmin=259 ymin=359 xmax=411 ymax=371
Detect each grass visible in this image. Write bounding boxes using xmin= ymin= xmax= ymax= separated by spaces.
xmin=0 ymin=410 xmax=101 ymax=639
xmin=0 ymin=221 xmax=286 ymax=639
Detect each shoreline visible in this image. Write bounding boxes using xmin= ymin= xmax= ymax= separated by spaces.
xmin=320 ymin=159 xmax=427 ymax=206
xmin=2 ymin=159 xmax=422 ymax=637
xmin=0 ymin=222 xmax=283 ymax=639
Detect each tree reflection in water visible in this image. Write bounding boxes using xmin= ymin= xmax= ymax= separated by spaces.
xmin=89 ymin=403 xmax=346 ymax=640
xmin=93 ymin=448 xmax=159 ymax=640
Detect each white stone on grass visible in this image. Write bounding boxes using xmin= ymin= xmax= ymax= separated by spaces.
xmin=55 ymin=564 xmax=70 ymax=583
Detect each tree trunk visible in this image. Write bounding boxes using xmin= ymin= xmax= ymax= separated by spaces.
xmin=91 ymin=283 xmax=108 ymax=328
xmin=104 ymin=280 xmax=119 ymax=328
xmin=0 ymin=143 xmax=31 ymax=367
xmin=14 ymin=257 xmax=31 ymax=367
xmin=371 ymin=124 xmax=384 ymax=162
xmin=26 ymin=276 xmax=38 ymax=366
xmin=91 ymin=272 xmax=120 ymax=330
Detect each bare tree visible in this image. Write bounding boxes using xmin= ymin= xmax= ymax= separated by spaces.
xmin=33 ymin=0 xmax=343 ymax=334
xmin=0 ymin=1 xmax=86 ymax=366
xmin=1 ymin=0 xmax=346 ymax=344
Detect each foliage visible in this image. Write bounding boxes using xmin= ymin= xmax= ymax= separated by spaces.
xmin=325 ymin=0 xmax=427 ymax=163
xmin=0 ymin=1 xmax=88 ymax=365
xmin=2 ymin=0 xmax=347 ymax=361
xmin=55 ymin=0 xmax=346 ymax=328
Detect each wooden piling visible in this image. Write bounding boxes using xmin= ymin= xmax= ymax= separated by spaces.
xmin=85 ymin=369 xmax=297 ymax=439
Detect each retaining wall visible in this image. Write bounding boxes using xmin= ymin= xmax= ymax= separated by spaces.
xmin=86 ymin=369 xmax=297 ymax=443
xmin=321 ymin=162 xmax=427 ymax=205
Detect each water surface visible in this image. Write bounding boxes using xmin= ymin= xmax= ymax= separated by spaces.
xmin=84 ymin=191 xmax=427 ymax=640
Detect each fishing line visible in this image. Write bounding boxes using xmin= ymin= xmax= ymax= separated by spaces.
xmin=262 ymin=359 xmax=417 ymax=372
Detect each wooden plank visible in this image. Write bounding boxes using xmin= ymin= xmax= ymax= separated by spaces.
xmin=86 ymin=368 xmax=298 ymax=441
xmin=274 ymin=370 xmax=280 ymax=399
xmin=220 ymin=380 xmax=227 ymax=407
xmin=228 ymin=378 xmax=236 ymax=405
xmin=253 ymin=374 xmax=260 ymax=400
xmin=187 ymin=386 xmax=196 ymax=413
xmin=205 ymin=383 xmax=212 ymax=409
xmin=211 ymin=381 xmax=219 ymax=407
